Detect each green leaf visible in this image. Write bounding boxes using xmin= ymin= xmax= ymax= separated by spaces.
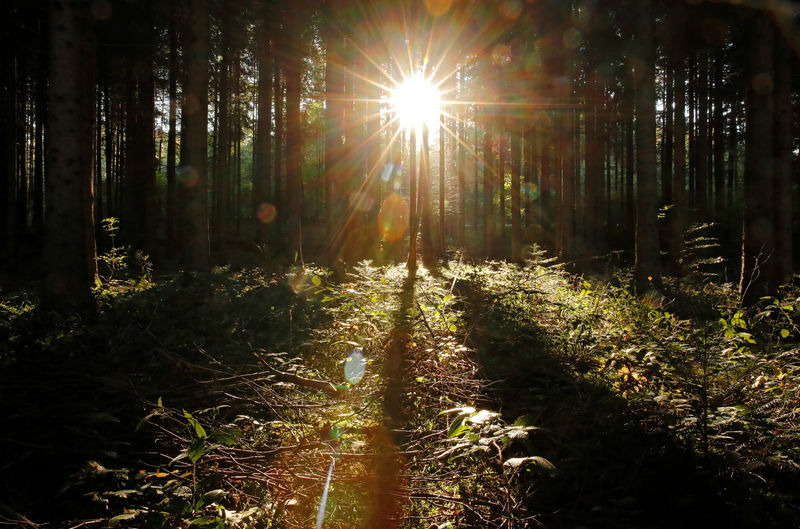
xmin=157 ymin=396 xmax=163 ymax=407
xmin=312 ymin=276 xmax=322 ymax=286
xmin=780 ymin=329 xmax=790 ymax=339
xmin=209 ymin=427 xmax=242 ymax=446
xmin=187 ymin=438 xmax=207 ymax=464
xmin=183 ymin=410 xmax=207 ymax=439
xmin=109 ymin=512 xmax=139 ymax=526
xmin=503 ymin=456 xmax=556 ymax=476
xmin=447 ymin=415 xmax=472 ymax=439
xmin=199 ymin=489 xmax=227 ymax=507
xmin=189 ymin=515 xmax=221 ymax=526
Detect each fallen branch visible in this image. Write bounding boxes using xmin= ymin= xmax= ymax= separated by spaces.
xmin=255 ymin=354 xmax=340 ymax=396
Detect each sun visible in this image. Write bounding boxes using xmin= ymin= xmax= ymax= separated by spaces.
xmin=390 ymin=74 xmax=442 ymax=132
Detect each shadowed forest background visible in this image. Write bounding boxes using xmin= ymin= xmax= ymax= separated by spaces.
xmin=1 ymin=0 xmax=800 ymax=528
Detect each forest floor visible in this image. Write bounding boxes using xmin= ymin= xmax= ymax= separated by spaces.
xmin=1 ymin=254 xmax=800 ymax=528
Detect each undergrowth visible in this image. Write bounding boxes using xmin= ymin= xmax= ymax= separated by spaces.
xmin=1 ymin=255 xmax=798 ymax=528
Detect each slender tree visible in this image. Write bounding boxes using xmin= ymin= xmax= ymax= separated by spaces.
xmin=634 ymin=0 xmax=661 ymax=292
xmin=740 ymin=11 xmax=774 ymax=304
xmin=181 ymin=0 xmax=210 ymax=271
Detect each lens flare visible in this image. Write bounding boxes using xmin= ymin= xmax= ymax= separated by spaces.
xmin=424 ymin=0 xmax=452 ymax=16
xmin=523 ymin=182 xmax=540 ymax=201
xmin=378 ymin=193 xmax=409 ymax=242
xmin=344 ymin=349 xmax=367 ymax=384
xmin=390 ymin=74 xmax=441 ymax=131
xmin=177 ymin=165 xmax=199 ymax=187
xmin=256 ymin=202 xmax=277 ymax=224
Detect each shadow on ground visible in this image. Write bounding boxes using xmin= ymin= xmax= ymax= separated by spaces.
xmin=455 ymin=277 xmax=792 ymax=529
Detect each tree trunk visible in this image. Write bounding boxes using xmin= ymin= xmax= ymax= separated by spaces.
xmin=740 ymin=12 xmax=774 ymax=304
xmin=438 ymin=113 xmax=445 ymax=254
xmin=284 ymin=5 xmax=303 ymax=261
xmin=712 ymin=50 xmax=725 ymax=219
xmin=324 ymin=3 xmax=344 ymax=265
xmin=181 ymin=0 xmax=210 ymax=271
xmin=166 ymin=3 xmax=178 ymax=248
xmin=670 ymin=15 xmax=687 ymax=275
xmin=408 ymin=128 xmax=417 ymax=274
xmin=634 ymin=1 xmax=661 ymax=292
xmin=456 ymin=65 xmax=466 ymax=247
xmin=420 ymin=124 xmax=435 ymax=266
xmin=773 ymin=30 xmax=792 ymax=286
xmin=42 ymin=0 xmax=97 ymax=310
xmin=695 ymin=50 xmax=709 ymax=215
xmin=255 ymin=4 xmax=273 ymax=245
xmin=511 ymin=123 xmax=522 ymax=262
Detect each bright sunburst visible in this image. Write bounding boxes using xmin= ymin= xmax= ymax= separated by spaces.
xmin=390 ymin=74 xmax=442 ymax=132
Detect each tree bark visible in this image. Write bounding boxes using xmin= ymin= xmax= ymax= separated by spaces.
xmin=42 ymin=0 xmax=97 ymax=310
xmin=181 ymin=0 xmax=210 ymax=271
xmin=634 ymin=1 xmax=661 ymax=292
xmin=773 ymin=30 xmax=792 ymax=287
xmin=740 ymin=12 xmax=774 ymax=304
xmin=671 ymin=19 xmax=687 ymax=275
xmin=166 ymin=2 xmax=178 ymax=248
xmin=511 ymin=124 xmax=522 ymax=262
xmin=284 ymin=5 xmax=304 ymax=261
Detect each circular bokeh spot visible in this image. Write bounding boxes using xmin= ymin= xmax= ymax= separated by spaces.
xmin=177 ymin=165 xmax=199 ymax=187
xmin=523 ymin=182 xmax=540 ymax=201
xmin=257 ymin=202 xmax=277 ymax=224
xmin=378 ymin=193 xmax=409 ymax=242
xmin=424 ymin=0 xmax=452 ymax=16
xmin=345 ymin=349 xmax=367 ymax=384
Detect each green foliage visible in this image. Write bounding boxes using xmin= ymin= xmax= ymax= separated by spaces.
xmin=96 ymin=217 xmax=153 ymax=287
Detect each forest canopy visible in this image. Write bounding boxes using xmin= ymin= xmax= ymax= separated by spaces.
xmin=1 ymin=0 xmax=797 ymax=305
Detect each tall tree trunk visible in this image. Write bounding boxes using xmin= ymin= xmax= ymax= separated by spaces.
xmin=740 ymin=12 xmax=774 ymax=304
xmin=773 ymin=31 xmax=792 ymax=286
xmin=214 ymin=5 xmax=231 ymax=244
xmin=255 ymin=4 xmax=273 ymax=245
xmin=695 ymin=50 xmax=709 ymax=215
xmin=456 ymin=65 xmax=466 ymax=247
xmin=284 ymin=5 xmax=303 ymax=260
xmin=324 ymin=3 xmax=344 ymax=265
xmin=0 ymin=13 xmax=14 ymax=266
xmin=33 ymin=47 xmax=46 ymax=235
xmin=585 ymin=72 xmax=604 ymax=255
xmin=670 ymin=12 xmax=687 ymax=275
xmin=181 ymin=0 xmax=210 ymax=271
xmin=104 ymin=81 xmax=113 ymax=219
xmin=634 ymin=1 xmax=661 ymax=292
xmin=510 ymin=124 xmax=522 ymax=262
xmin=166 ymin=4 xmax=178 ymax=248
xmin=420 ymin=124 xmax=435 ymax=266
xmin=124 ymin=3 xmax=156 ymax=258
xmin=273 ymin=58 xmax=284 ymax=244
xmin=42 ymin=0 xmax=97 ymax=310
xmin=712 ymin=50 xmax=725 ymax=219
xmin=483 ymin=110 xmax=494 ymax=257
xmin=438 ymin=113 xmax=445 ymax=254
xmin=623 ymin=85 xmax=635 ymax=249
xmin=408 ymin=128 xmax=417 ymax=274
xmin=662 ymin=61 xmax=674 ymax=206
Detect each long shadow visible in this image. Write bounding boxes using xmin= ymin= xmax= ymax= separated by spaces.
xmin=363 ymin=270 xmax=417 ymax=529
xmin=454 ymin=277 xmax=793 ymax=529
xmin=0 ymin=266 xmax=329 ymax=525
